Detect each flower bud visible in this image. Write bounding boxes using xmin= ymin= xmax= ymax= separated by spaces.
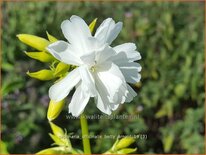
xmin=36 ymin=147 xmax=64 ymax=154
xmin=49 ymin=122 xmax=71 ymax=147
xmin=116 ymin=137 xmax=135 ymax=149
xmin=49 ymin=133 xmax=67 ymax=146
xmin=46 ymin=31 xmax=58 ymax=43
xmin=49 ymin=122 xmax=64 ymax=137
xmin=89 ymin=18 xmax=97 ymax=33
xmin=47 ymin=100 xmax=65 ymax=121
xmin=24 ymin=51 xmax=55 ymax=63
xmin=117 ymin=148 xmax=137 ymax=154
xmin=27 ymin=69 xmax=54 ymax=80
xmin=17 ymin=34 xmax=50 ymax=51
xmin=54 ymin=62 xmax=70 ymax=77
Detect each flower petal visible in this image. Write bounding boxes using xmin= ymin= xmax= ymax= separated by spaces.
xmin=95 ymin=18 xmax=122 ymax=45
xmin=68 ymin=83 xmax=90 ymax=117
xmin=80 ymin=51 xmax=96 ymax=67
xmin=95 ymin=45 xmax=116 ymax=64
xmin=61 ymin=15 xmax=91 ymax=55
xmin=95 ymin=72 xmax=120 ymax=104
xmin=47 ymin=41 xmax=82 ymax=66
xmin=95 ymin=92 xmax=112 ymax=115
xmin=95 ymin=62 xmax=128 ymax=114
xmin=125 ymin=84 xmax=137 ymax=102
xmin=79 ymin=65 xmax=96 ymax=97
xmin=49 ymin=68 xmax=80 ymax=102
xmin=119 ymin=62 xmax=142 ymax=84
xmin=113 ymin=43 xmax=141 ymax=62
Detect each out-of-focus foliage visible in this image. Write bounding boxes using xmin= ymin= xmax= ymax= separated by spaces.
xmin=1 ymin=1 xmax=204 ymax=154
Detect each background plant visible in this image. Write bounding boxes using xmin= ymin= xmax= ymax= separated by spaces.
xmin=1 ymin=1 xmax=205 ymax=154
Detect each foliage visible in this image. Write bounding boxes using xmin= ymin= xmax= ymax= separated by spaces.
xmin=1 ymin=1 xmax=205 ymax=154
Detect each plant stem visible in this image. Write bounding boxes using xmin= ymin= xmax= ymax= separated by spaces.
xmin=80 ymin=113 xmax=91 ymax=154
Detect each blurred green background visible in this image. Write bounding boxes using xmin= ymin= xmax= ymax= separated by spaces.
xmin=1 ymin=1 xmax=205 ymax=154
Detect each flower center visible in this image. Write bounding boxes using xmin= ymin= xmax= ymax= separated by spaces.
xmin=90 ymin=65 xmax=96 ymax=72
xmin=89 ymin=60 xmax=97 ymax=72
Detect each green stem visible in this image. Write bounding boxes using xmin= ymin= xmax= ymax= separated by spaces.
xmin=80 ymin=113 xmax=91 ymax=154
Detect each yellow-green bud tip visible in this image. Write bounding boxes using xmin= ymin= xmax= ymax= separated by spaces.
xmin=116 ymin=137 xmax=136 ymax=150
xmin=47 ymin=100 xmax=65 ymax=121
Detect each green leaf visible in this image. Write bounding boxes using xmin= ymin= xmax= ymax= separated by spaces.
xmin=2 ymin=79 xmax=24 ymax=97
xmin=2 ymin=62 xmax=14 ymax=71
xmin=163 ymin=133 xmax=174 ymax=153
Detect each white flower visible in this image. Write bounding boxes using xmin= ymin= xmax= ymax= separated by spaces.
xmin=47 ymin=15 xmax=141 ymax=117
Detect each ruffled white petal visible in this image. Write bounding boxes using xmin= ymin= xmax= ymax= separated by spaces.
xmin=47 ymin=41 xmax=82 ymax=66
xmin=119 ymin=62 xmax=142 ymax=84
xmin=125 ymin=84 xmax=137 ymax=102
xmin=108 ymin=51 xmax=129 ymax=65
xmin=68 ymin=83 xmax=90 ymax=117
xmin=95 ymin=90 xmax=112 ymax=115
xmin=95 ymin=45 xmax=116 ymax=64
xmin=61 ymin=15 xmax=91 ymax=55
xmin=94 ymin=62 xmax=128 ymax=114
xmin=95 ymin=71 xmax=121 ymax=103
xmin=95 ymin=18 xmax=122 ymax=45
xmin=79 ymin=65 xmax=96 ymax=97
xmin=87 ymin=37 xmax=105 ymax=53
xmin=113 ymin=43 xmax=141 ymax=62
xmin=80 ymin=51 xmax=96 ymax=67
xmin=49 ymin=68 xmax=80 ymax=102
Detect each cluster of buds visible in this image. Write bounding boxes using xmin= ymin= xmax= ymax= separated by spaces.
xmin=104 ymin=137 xmax=137 ymax=154
xmin=36 ymin=122 xmax=82 ymax=154
xmin=17 ymin=32 xmax=69 ymax=121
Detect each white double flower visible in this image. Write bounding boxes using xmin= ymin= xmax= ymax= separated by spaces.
xmin=47 ymin=15 xmax=141 ymax=117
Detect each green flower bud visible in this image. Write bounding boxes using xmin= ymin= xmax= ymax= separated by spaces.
xmin=17 ymin=34 xmax=50 ymax=51
xmin=27 ymin=69 xmax=54 ymax=81
xmin=36 ymin=147 xmax=65 ymax=154
xmin=49 ymin=122 xmax=71 ymax=147
xmin=47 ymin=100 xmax=65 ymax=121
xmin=46 ymin=31 xmax=58 ymax=43
xmin=49 ymin=133 xmax=68 ymax=147
xmin=117 ymin=148 xmax=137 ymax=154
xmin=116 ymin=137 xmax=136 ymax=150
xmin=49 ymin=122 xmax=65 ymax=137
xmin=54 ymin=62 xmax=70 ymax=77
xmin=24 ymin=51 xmax=55 ymax=63
xmin=89 ymin=18 xmax=97 ymax=33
